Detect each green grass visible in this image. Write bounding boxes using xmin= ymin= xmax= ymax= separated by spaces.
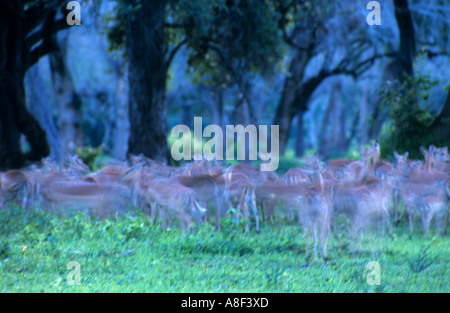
xmin=0 ymin=207 xmax=448 ymax=292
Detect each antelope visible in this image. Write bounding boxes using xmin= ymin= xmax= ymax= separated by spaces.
xmin=0 ymin=169 xmax=33 ymax=210
xmin=224 ymin=166 xmax=259 ymax=232
xmin=120 ymin=164 xmax=160 ymax=221
xmin=232 ymin=163 xmax=279 ymax=221
xmin=338 ymin=148 xmax=373 ymax=184
xmin=326 ymin=158 xmax=352 ymax=174
xmin=298 ymin=170 xmax=331 ymax=262
xmin=147 ymin=176 xmax=206 ymax=234
xmin=38 ymin=174 xmax=128 ymax=218
xmin=394 ymin=147 xmax=449 ymax=235
xmin=176 ymin=169 xmax=227 ymax=230
xmin=282 ymin=168 xmax=310 ymax=221
xmin=332 ymin=144 xmax=393 ymax=236
xmin=283 ymin=168 xmax=309 ymax=186
xmin=121 ymin=164 xmax=206 ymax=232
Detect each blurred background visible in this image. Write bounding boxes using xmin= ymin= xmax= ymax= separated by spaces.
xmin=1 ymin=0 xmax=449 ymax=172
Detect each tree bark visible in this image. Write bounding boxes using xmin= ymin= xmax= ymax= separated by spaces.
xmin=273 ymin=63 xmax=330 ymax=156
xmin=25 ymin=61 xmax=61 ymax=161
xmin=330 ymin=81 xmax=347 ymax=155
xmin=359 ymin=82 xmax=369 ymax=145
xmin=112 ymin=62 xmax=130 ymax=160
xmin=294 ymin=114 xmax=304 ymax=156
xmin=49 ymin=31 xmax=83 ymax=158
xmin=272 ymin=49 xmax=313 ymax=155
xmin=368 ymin=0 xmax=416 ymax=140
xmin=126 ymin=0 xmax=169 ymax=163
xmin=430 ymin=88 xmax=450 ymax=138
xmin=393 ymin=0 xmax=416 ymax=78
xmin=0 ymin=3 xmax=51 ymax=170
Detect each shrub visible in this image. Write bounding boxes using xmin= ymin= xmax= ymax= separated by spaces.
xmin=379 ymin=74 xmax=448 ymax=160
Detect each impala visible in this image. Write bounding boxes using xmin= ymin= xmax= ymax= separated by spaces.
xmin=0 ymin=169 xmax=32 ymax=209
xmin=176 ymin=169 xmax=227 ymax=230
xmin=224 ymin=166 xmax=259 ymax=232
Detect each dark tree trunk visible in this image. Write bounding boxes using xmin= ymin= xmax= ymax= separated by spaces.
xmin=430 ymin=88 xmax=450 ymax=138
xmin=359 ymin=82 xmax=369 ymax=145
xmin=294 ymin=114 xmax=304 ymax=156
xmin=318 ymin=90 xmax=333 ymax=158
xmin=393 ymin=0 xmax=416 ymax=78
xmin=368 ymin=0 xmax=416 ymax=140
xmin=126 ymin=0 xmax=169 ymax=163
xmin=330 ymin=81 xmax=347 ymax=155
xmin=272 ymin=49 xmax=312 ymax=155
xmin=0 ymin=4 xmax=51 ymax=170
xmin=273 ymin=67 xmax=329 ymax=155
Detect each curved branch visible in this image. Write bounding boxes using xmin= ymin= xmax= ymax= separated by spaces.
xmin=165 ymin=37 xmax=188 ymax=68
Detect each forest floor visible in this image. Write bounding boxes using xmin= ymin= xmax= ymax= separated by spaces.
xmin=0 ymin=207 xmax=448 ymax=292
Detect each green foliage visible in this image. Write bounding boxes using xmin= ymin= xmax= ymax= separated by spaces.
xmin=75 ymin=146 xmax=103 ymax=171
xmin=182 ymin=0 xmax=282 ymax=85
xmin=104 ymin=0 xmax=283 ymax=88
xmin=379 ymin=74 xmax=447 ymax=159
xmin=102 ymin=0 xmax=143 ymax=57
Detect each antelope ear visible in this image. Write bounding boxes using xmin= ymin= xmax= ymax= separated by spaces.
xmin=420 ymin=146 xmax=426 ymax=156
xmin=404 ymin=151 xmax=409 ymax=158
xmin=393 ymin=151 xmax=399 ymax=159
xmin=429 ymin=145 xmax=436 ymax=153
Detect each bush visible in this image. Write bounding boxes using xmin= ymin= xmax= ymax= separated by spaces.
xmin=379 ymin=74 xmax=448 ymax=160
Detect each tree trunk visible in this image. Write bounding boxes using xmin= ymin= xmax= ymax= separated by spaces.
xmin=359 ymin=82 xmax=369 ymax=145
xmin=49 ymin=31 xmax=83 ymax=158
xmin=393 ymin=0 xmax=416 ymax=78
xmin=0 ymin=5 xmax=50 ymax=170
xmin=25 ymin=61 xmax=61 ymax=161
xmin=273 ymin=70 xmax=329 ymax=155
xmin=368 ymin=0 xmax=416 ymax=140
xmin=330 ymin=81 xmax=346 ymax=155
xmin=126 ymin=0 xmax=169 ymax=163
xmin=430 ymin=88 xmax=450 ymax=138
xmin=294 ymin=114 xmax=304 ymax=156
xmin=272 ymin=49 xmax=312 ymax=155
xmin=318 ymin=91 xmax=333 ymax=158
xmin=112 ymin=62 xmax=130 ymax=160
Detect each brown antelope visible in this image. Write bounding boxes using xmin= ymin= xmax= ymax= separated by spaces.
xmin=224 ymin=166 xmax=259 ymax=232
xmin=283 ymin=168 xmax=309 ymax=186
xmin=338 ymin=148 xmax=372 ymax=184
xmin=38 ymin=174 xmax=128 ymax=218
xmin=232 ymin=163 xmax=279 ymax=221
xmin=0 ymin=169 xmax=33 ymax=210
xmin=298 ymin=170 xmax=331 ymax=262
xmin=121 ymin=164 xmax=206 ymax=232
xmin=326 ymin=158 xmax=352 ymax=174
xmin=334 ymin=144 xmax=393 ymax=232
xmin=120 ymin=164 xmax=159 ymax=220
xmin=146 ymin=176 xmax=206 ymax=234
xmin=176 ymin=170 xmax=227 ymax=230
xmin=394 ymin=147 xmax=449 ymax=235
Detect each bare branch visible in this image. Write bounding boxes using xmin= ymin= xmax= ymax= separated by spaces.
xmin=165 ymin=37 xmax=189 ymax=68
xmin=26 ymin=17 xmax=72 ymax=49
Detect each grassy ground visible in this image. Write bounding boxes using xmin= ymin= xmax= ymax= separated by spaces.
xmin=0 ymin=207 xmax=448 ymax=292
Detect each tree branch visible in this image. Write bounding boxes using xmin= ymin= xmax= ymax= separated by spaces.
xmin=165 ymin=37 xmax=189 ymax=68
xmin=26 ymin=17 xmax=73 ymax=49
xmin=24 ymin=1 xmax=67 ymax=34
xmin=26 ymin=9 xmax=60 ymax=70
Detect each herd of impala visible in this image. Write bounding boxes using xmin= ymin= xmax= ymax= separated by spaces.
xmin=0 ymin=143 xmax=449 ymax=261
